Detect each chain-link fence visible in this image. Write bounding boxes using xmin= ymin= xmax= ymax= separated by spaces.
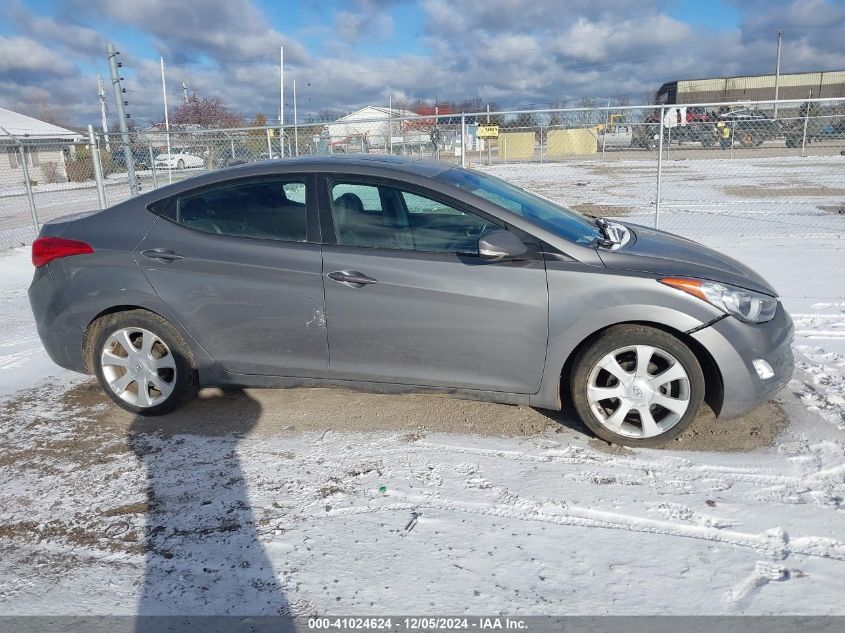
xmin=2 ymin=97 xmax=844 ymax=252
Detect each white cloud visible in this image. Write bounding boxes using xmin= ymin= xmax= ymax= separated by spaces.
xmin=0 ymin=35 xmax=77 ymax=78
xmin=1 ymin=0 xmax=844 ymax=126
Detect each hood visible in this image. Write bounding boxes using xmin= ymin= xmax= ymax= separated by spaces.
xmin=597 ymin=222 xmax=778 ymax=296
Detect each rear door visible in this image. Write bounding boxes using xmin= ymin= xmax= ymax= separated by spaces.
xmin=319 ymin=175 xmax=549 ymax=394
xmin=135 ymin=174 xmax=328 ymax=377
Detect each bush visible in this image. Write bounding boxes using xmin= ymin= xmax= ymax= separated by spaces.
xmin=65 ymin=156 xmax=94 ymax=182
xmin=64 ymin=146 xmax=116 ymax=181
xmin=41 ymin=161 xmax=62 ymax=184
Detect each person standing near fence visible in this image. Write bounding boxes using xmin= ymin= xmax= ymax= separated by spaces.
xmin=718 ymin=121 xmax=731 ymax=150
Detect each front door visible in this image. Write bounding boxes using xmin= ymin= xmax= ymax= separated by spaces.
xmin=135 ymin=174 xmax=328 ymax=377
xmin=319 ymin=176 xmax=549 ymax=394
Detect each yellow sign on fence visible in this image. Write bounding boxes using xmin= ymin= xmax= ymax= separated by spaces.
xmin=476 ymin=125 xmax=499 ymax=138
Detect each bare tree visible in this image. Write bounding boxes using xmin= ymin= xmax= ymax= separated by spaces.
xmin=168 ymin=93 xmax=243 ymax=128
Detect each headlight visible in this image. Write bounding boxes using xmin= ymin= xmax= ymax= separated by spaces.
xmin=659 ymin=277 xmax=778 ymax=323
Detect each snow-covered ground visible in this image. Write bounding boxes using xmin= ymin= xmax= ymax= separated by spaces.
xmin=1 ymin=156 xmax=844 ymax=616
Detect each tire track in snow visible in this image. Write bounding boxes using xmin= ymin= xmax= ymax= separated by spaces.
xmin=384 ymin=441 xmax=805 ymax=487
xmin=309 ymin=497 xmax=845 ymax=561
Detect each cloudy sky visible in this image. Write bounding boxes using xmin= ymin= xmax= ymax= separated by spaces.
xmin=1 ymin=0 xmax=844 ymax=127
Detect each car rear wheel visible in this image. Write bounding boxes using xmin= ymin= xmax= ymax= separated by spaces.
xmin=177 ymin=159 xmax=185 ymax=169
xmin=570 ymin=325 xmax=705 ymax=446
xmin=88 ymin=310 xmax=198 ymax=416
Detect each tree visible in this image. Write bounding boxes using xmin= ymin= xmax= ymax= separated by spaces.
xmin=168 ymin=92 xmax=243 ymax=128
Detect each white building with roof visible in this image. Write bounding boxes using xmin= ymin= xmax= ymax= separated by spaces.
xmin=325 ymin=106 xmax=417 ymax=150
xmin=0 ymin=107 xmax=82 ymax=185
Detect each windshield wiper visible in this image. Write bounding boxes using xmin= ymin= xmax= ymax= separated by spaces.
xmin=593 ymin=217 xmax=621 ymax=247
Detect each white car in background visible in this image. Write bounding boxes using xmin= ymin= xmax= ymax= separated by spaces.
xmin=154 ymin=146 xmax=207 ymax=170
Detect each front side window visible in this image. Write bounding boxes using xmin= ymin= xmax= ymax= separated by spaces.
xmin=329 ymin=180 xmax=499 ymax=254
xmin=164 ymin=177 xmax=308 ymax=242
xmin=435 ymin=168 xmax=598 ymax=245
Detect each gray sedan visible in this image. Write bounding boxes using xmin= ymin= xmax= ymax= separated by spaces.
xmin=28 ymin=155 xmax=793 ymax=446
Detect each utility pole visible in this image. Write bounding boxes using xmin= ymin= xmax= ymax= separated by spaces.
xmin=161 ymin=57 xmax=173 ymax=184
xmin=97 ymin=74 xmax=110 ymax=150
xmin=293 ymin=79 xmax=298 ymax=156
xmin=773 ymin=30 xmax=783 ymax=119
xmin=107 ymin=43 xmax=138 ymax=196
xmin=279 ymin=45 xmax=285 ymax=157
xmin=182 ymin=81 xmax=189 ymax=104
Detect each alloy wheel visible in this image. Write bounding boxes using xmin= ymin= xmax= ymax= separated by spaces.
xmin=586 ymin=344 xmax=691 ymax=439
xmin=100 ymin=327 xmax=177 ymax=408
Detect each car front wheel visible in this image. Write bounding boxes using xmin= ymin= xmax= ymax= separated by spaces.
xmin=570 ymin=325 xmax=705 ymax=446
xmin=88 ymin=310 xmax=198 ymax=416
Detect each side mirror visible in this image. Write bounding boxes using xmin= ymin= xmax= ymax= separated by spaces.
xmin=478 ymin=229 xmax=528 ymax=260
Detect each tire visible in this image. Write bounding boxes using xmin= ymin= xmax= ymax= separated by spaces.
xmin=569 ymin=324 xmax=705 ymax=447
xmin=87 ymin=309 xmax=199 ymax=416
xmin=177 ymin=159 xmax=185 ymax=169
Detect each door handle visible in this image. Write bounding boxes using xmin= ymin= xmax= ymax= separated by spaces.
xmin=327 ymin=270 xmax=378 ymax=286
xmin=141 ymin=248 xmax=185 ymax=262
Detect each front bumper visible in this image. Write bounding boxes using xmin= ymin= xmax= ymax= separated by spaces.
xmin=691 ymin=303 xmax=794 ymax=418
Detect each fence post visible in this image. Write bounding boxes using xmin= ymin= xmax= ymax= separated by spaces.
xmin=148 ymin=143 xmax=158 ymax=189
xmin=460 ymin=113 xmax=467 ymax=168
xmin=654 ymin=106 xmax=665 ymax=230
xmin=266 ymin=128 xmax=273 ymax=158
xmin=600 ymin=97 xmax=610 ymax=160
xmin=18 ymin=143 xmax=40 ymax=233
xmin=729 ymin=124 xmax=735 ymax=159
xmin=801 ymin=93 xmax=811 ymax=158
xmin=666 ymin=124 xmax=671 ymax=160
xmin=88 ymin=125 xmax=107 ymax=209
xmin=540 ymin=126 xmax=544 ymax=163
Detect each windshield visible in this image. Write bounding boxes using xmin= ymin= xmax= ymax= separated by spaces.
xmin=435 ymin=168 xmax=599 ymax=244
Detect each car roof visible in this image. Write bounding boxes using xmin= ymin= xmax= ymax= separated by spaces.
xmin=227 ymin=154 xmax=453 ymax=177
xmin=134 ymin=154 xmax=459 ymax=202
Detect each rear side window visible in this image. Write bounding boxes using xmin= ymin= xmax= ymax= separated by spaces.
xmin=150 ymin=177 xmax=308 ymax=243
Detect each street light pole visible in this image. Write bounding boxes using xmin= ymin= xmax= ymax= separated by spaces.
xmin=773 ymin=30 xmax=783 ymax=119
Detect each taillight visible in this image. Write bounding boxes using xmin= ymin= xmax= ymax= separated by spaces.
xmin=32 ymin=237 xmax=94 ymax=268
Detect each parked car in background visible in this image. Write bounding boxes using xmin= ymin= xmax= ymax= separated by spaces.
xmin=716 ymin=109 xmax=781 ymax=147
xmin=597 ymin=124 xmax=660 ymax=150
xmin=154 ymin=146 xmax=207 ymax=170
xmin=642 ymin=107 xmax=717 ymax=147
xmin=215 ymin=146 xmax=255 ymax=169
xmin=28 ymin=156 xmax=793 ymax=447
xmin=111 ymin=146 xmax=151 ymax=170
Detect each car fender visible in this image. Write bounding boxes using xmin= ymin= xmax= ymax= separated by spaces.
xmin=529 ymin=262 xmax=723 ymax=410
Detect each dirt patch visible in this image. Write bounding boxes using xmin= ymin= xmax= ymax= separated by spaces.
xmin=0 ymin=375 xmax=792 ymax=478
xmin=583 ymin=163 xmax=657 ymax=176
xmin=669 ymin=401 xmax=789 ymax=452
xmin=0 ymin=378 xmax=791 ymax=455
xmin=571 ymin=202 xmax=634 ymax=218
xmin=817 ymin=204 xmax=845 ymax=214
xmin=724 ymin=185 xmax=845 ymax=198
xmin=102 ymin=502 xmax=150 ymax=517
